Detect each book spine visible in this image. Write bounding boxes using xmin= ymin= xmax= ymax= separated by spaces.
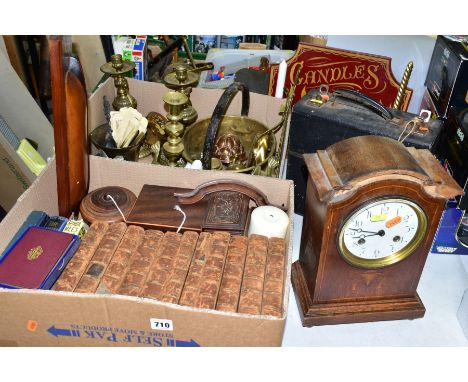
xmin=141 ymin=231 xmax=182 ymax=300
xmin=261 ymin=237 xmax=286 ymax=317
xmin=96 ymin=225 xmax=145 ymax=294
xmin=117 ymin=229 xmax=164 ymax=296
xmin=52 ymin=222 xmax=109 ymax=292
xmin=179 ymin=232 xmax=212 ymax=307
xmin=216 ymin=235 xmax=248 ymax=312
xmin=196 ymin=231 xmax=230 ymax=309
xmin=159 ymin=231 xmax=199 ymax=304
xmin=74 ymin=222 xmax=127 ymax=293
xmin=237 ymin=234 xmax=268 ymax=315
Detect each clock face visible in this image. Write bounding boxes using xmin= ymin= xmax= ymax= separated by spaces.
xmin=337 ymin=198 xmax=428 ymax=268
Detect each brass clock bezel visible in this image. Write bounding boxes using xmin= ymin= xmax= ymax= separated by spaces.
xmin=337 ymin=197 xmax=428 ymax=269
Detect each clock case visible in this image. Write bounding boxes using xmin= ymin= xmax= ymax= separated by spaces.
xmin=292 ymin=135 xmax=463 ymax=327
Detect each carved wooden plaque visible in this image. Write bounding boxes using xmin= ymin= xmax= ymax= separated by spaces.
xmin=203 ymin=192 xmax=250 ymax=234
xmin=268 ymin=42 xmax=413 ymax=110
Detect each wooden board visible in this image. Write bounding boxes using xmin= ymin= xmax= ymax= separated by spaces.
xmin=49 ymin=36 xmax=88 ymax=217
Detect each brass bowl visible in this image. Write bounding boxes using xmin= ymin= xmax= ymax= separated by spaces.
xmin=182 ymin=115 xmax=276 ymax=173
xmin=89 ymin=124 xmax=144 ymax=162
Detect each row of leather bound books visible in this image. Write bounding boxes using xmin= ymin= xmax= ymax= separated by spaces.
xmin=52 ymin=222 xmax=286 ymax=317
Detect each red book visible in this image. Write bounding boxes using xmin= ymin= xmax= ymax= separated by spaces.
xmin=0 ymin=226 xmax=80 ymax=289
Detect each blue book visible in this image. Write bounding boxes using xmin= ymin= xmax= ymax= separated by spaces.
xmin=42 ymin=216 xmax=68 ymax=231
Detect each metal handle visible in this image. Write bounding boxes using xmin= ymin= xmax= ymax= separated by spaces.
xmin=201 ymin=81 xmax=250 ymax=170
xmin=334 ymin=88 xmax=393 ymax=120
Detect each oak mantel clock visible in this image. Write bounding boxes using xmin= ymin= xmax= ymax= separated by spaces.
xmin=291 ymin=135 xmax=463 ymax=327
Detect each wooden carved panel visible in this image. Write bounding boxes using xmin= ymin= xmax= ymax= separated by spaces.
xmin=268 ymin=42 xmax=413 ymax=110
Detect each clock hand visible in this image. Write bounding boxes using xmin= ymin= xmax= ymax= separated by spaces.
xmin=352 ymin=230 xmax=386 ymax=239
xmin=349 ymin=228 xmax=382 ymax=235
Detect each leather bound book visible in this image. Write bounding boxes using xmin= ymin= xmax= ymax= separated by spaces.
xmin=141 ymin=231 xmax=182 ymax=300
xmin=237 ymin=234 xmax=268 ymax=315
xmin=159 ymin=231 xmax=199 ymax=304
xmin=96 ymin=225 xmax=145 ymax=294
xmin=117 ymin=229 xmax=164 ymax=297
xmin=74 ymin=222 xmax=127 ymax=293
xmin=261 ymin=237 xmax=286 ymax=317
xmin=196 ymin=231 xmax=230 ymax=309
xmin=179 ymin=232 xmax=212 ymax=306
xmin=53 ymin=222 xmax=109 ymax=292
xmin=0 ymin=226 xmax=80 ymax=289
xmin=216 ymin=235 xmax=249 ymax=312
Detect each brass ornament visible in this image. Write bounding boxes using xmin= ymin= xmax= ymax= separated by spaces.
xmin=393 ymin=61 xmax=413 ymax=110
xmin=183 ymin=82 xmax=278 ymax=174
xmin=100 ymin=54 xmax=137 ymax=110
xmin=27 ymin=246 xmax=43 ymax=261
xmin=163 ymin=64 xmax=199 ymax=126
xmin=213 ymin=134 xmax=247 ymax=165
xmin=161 ymin=91 xmax=188 ymax=167
xmin=183 ymin=115 xmax=276 ymax=173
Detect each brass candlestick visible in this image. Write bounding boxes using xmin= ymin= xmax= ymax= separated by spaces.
xmin=393 ymin=61 xmax=413 ymax=110
xmin=100 ymin=54 xmax=137 ymax=110
xmin=162 ymin=91 xmax=188 ymax=166
xmin=163 ymin=64 xmax=199 ymax=126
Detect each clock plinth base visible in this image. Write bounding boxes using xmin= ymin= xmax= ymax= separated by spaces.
xmin=291 ymin=261 xmax=426 ymax=327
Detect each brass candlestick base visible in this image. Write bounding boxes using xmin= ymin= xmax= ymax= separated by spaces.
xmin=100 ymin=54 xmax=137 ymax=110
xmin=162 ymin=91 xmax=188 ymax=167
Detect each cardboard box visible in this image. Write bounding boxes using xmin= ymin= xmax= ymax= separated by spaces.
xmin=0 ymin=44 xmax=53 ymax=212
xmin=113 ymin=36 xmax=148 ymax=81
xmin=89 ymin=77 xmax=290 ymax=177
xmin=0 ymin=141 xmax=294 ymax=347
xmin=0 ymin=47 xmax=54 ymax=160
xmin=0 ymin=136 xmax=33 ymax=211
xmin=0 ymin=158 xmax=293 ymax=346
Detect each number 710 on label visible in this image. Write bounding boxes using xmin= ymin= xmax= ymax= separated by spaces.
xmin=150 ymin=318 xmax=174 ymax=331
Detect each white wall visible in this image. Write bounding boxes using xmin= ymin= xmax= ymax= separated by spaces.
xmin=326 ymin=35 xmax=436 ymax=114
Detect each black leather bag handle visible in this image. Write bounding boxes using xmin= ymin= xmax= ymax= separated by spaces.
xmin=202 ymin=81 xmax=250 ymax=170
xmin=333 ymin=88 xmax=393 ymax=120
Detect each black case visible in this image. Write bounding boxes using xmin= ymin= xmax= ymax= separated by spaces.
xmin=287 ymin=88 xmax=445 ymax=215
xmin=443 ymin=107 xmax=468 ymax=210
xmin=425 ymin=35 xmax=468 ymax=118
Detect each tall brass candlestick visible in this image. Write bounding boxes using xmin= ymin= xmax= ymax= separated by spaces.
xmin=163 ymin=64 xmax=199 ymax=126
xmin=393 ymin=61 xmax=413 ymax=110
xmin=162 ymin=91 xmax=188 ymax=166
